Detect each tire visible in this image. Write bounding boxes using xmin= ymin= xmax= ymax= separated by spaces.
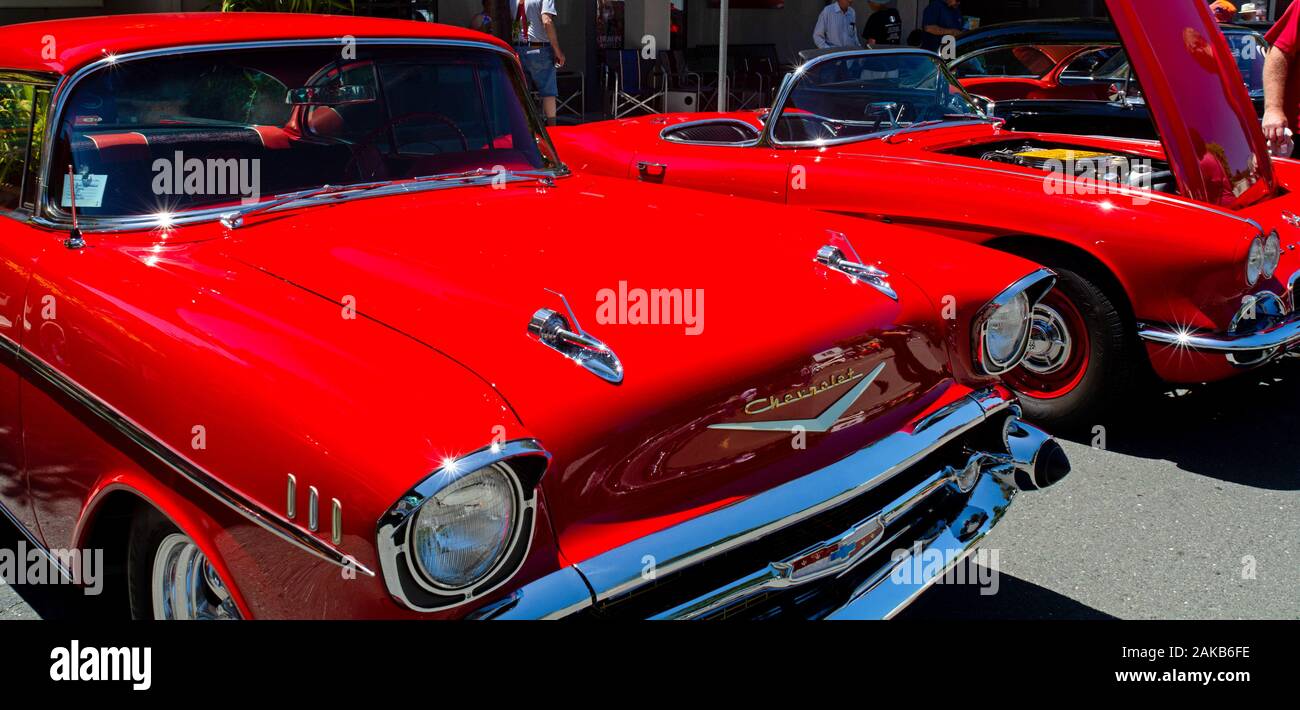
xmin=128 ymin=507 xmax=241 ymax=620
xmin=1002 ymin=263 xmax=1140 ymax=430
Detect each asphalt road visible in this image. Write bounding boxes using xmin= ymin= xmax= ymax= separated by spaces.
xmin=3 ymin=363 xmax=1298 ymax=620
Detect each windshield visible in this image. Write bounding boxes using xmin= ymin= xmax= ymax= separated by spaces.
xmin=1091 ymin=30 xmax=1265 ymax=94
xmin=49 ymin=44 xmax=560 ymax=218
xmin=773 ymin=53 xmax=982 ymax=145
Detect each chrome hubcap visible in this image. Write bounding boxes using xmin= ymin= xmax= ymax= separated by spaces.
xmin=1022 ymin=304 xmax=1073 ymax=375
xmin=152 ymin=533 xmax=241 ymax=620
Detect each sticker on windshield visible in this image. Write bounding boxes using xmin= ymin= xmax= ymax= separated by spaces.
xmin=60 ymin=173 xmax=107 ymax=209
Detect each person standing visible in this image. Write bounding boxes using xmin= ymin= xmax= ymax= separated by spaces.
xmin=813 ymin=0 xmax=862 ymax=50
xmin=1210 ymin=1 xmax=1238 ymax=23
xmin=920 ymin=0 xmax=963 ymax=54
xmin=510 ymin=0 xmax=566 ymax=125
xmin=468 ymin=0 xmax=494 ymax=34
xmin=863 ymin=1 xmax=903 ymax=47
xmin=1264 ymin=1 xmax=1300 ymax=155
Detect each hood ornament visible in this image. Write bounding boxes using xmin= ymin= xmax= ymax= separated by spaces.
xmin=528 ymin=289 xmax=624 ymax=384
xmin=814 ymin=232 xmax=896 ymax=300
xmin=1282 ymin=211 xmax=1300 ymax=229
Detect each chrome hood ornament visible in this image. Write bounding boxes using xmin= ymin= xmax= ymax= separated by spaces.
xmin=527 ymin=289 xmax=624 ymax=384
xmin=814 ymin=232 xmax=897 ymax=300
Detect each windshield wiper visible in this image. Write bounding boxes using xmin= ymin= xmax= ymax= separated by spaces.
xmin=219 ymin=168 xmax=561 ymax=229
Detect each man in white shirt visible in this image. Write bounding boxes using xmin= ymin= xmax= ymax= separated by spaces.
xmin=814 ymin=0 xmax=862 ymax=50
xmin=510 ymin=0 xmax=566 ymax=124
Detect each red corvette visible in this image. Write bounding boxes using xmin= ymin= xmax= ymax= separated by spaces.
xmin=0 ymin=14 xmax=1067 ymax=619
xmin=554 ymin=0 xmax=1300 ymax=427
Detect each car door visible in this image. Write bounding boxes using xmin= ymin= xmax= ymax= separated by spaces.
xmin=0 ymin=77 xmax=54 ymax=537
xmin=630 ymin=124 xmax=791 ymax=204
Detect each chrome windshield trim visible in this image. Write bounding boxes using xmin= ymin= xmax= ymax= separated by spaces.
xmin=572 ymin=388 xmax=1011 ymax=603
xmin=1 ymin=332 xmax=373 ymax=576
xmin=36 ymin=37 xmax=565 ymax=231
xmin=761 ymin=47 xmax=985 ymax=150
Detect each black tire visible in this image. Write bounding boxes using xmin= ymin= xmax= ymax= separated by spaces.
xmin=127 ymin=506 xmax=178 ymax=619
xmin=1007 ymin=261 xmax=1143 ymax=431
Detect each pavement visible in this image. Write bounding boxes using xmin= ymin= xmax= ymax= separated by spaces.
xmin=3 ymin=363 xmax=1298 ymax=620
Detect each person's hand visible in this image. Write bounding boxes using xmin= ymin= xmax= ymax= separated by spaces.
xmin=1264 ymin=108 xmax=1290 ymax=154
xmin=554 ymin=48 xmax=566 ymax=68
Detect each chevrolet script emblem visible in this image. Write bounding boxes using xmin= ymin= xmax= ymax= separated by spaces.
xmin=709 ymin=361 xmax=886 ymax=432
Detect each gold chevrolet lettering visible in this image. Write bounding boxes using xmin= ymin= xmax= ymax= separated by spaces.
xmin=742 ymin=367 xmax=864 ymax=416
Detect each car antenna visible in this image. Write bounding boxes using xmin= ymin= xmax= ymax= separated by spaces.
xmin=64 ymin=165 xmax=85 ymax=250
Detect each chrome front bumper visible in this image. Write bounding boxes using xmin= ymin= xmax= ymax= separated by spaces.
xmin=1138 ymin=290 xmax=1300 ymax=366
xmin=476 ymin=388 xmax=1069 ymax=621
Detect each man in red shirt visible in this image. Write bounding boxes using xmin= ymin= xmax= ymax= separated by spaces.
xmin=1264 ymin=2 xmax=1300 ymax=155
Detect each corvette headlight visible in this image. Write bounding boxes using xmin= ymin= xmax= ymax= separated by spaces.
xmin=974 ymin=269 xmax=1056 ymax=375
xmin=411 ymin=463 xmax=521 ymax=590
xmin=376 ymin=440 xmax=549 ymax=612
xmin=1246 ymin=236 xmax=1264 ymax=286
xmin=1262 ymin=231 xmax=1281 ymax=280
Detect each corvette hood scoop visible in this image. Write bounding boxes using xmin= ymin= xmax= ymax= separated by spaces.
xmin=221 ymin=175 xmax=1019 ymax=562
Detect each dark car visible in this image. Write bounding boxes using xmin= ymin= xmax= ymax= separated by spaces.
xmin=951 ymin=19 xmax=1266 ymax=140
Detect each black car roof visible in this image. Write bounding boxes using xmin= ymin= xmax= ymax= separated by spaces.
xmin=955 ymin=17 xmax=1260 ymax=57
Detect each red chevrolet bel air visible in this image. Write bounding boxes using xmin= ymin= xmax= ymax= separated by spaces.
xmin=553 ymin=0 xmax=1300 ymax=428
xmin=0 ymin=14 xmax=1068 ymax=619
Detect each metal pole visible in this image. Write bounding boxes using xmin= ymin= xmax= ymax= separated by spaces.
xmin=718 ymin=0 xmax=729 ymax=112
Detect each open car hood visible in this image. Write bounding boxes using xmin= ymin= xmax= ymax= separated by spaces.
xmin=1106 ymin=0 xmax=1274 ymax=208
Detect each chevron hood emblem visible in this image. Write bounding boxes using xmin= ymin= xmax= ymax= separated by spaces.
xmin=709 ymin=362 xmax=886 ymax=433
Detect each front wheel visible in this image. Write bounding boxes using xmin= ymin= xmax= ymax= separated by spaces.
xmin=128 ymin=508 xmax=242 ymax=620
xmin=1002 ymin=266 xmax=1138 ymax=430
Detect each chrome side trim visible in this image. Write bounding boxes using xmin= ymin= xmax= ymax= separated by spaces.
xmin=308 ymin=486 xmax=319 ymax=532
xmin=8 ymin=337 xmax=373 ymax=576
xmin=286 ymin=474 xmax=296 ymax=520
xmin=573 ymin=388 xmax=1010 ymax=603
xmin=36 ymin=37 xmax=566 ymax=232
xmin=1138 ymin=310 xmax=1300 ymax=353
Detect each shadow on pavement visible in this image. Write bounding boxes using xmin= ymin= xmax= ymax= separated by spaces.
xmin=1053 ymin=360 xmax=1300 ymax=491
xmin=896 ymin=563 xmax=1116 ymax=620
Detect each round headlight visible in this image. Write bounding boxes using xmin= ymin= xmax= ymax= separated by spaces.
xmin=410 ymin=463 xmax=521 ymax=591
xmin=1262 ymin=232 xmax=1281 ymax=280
xmin=1246 ymin=237 xmax=1265 ymax=286
xmin=983 ymin=290 xmax=1031 ymax=370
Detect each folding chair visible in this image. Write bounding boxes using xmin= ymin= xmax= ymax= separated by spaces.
xmin=604 ymin=49 xmax=665 ymax=118
xmin=555 ymin=70 xmax=585 ymax=122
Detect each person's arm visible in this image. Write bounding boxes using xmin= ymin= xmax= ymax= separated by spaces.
xmin=1264 ymin=45 xmax=1290 ymax=147
xmin=813 ymin=9 xmax=831 ymax=49
xmin=541 ymin=11 xmax=565 ymax=67
xmin=924 ymin=25 xmax=961 ymax=37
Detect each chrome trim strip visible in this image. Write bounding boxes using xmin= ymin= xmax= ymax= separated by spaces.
xmin=308 ymin=486 xmax=319 ymax=532
xmin=286 ymin=474 xmax=296 ymax=520
xmin=573 ymin=388 xmax=1010 ymax=603
xmin=6 ymin=335 xmax=373 ymax=576
xmin=331 ymin=498 xmax=342 ymax=546
xmin=36 ymin=37 xmax=565 ymax=232
xmin=1138 ymin=312 xmax=1300 ymax=353
xmin=473 ymin=567 xmax=596 ymax=620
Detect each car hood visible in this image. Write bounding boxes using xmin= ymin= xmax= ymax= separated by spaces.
xmin=220 ymin=175 xmax=1039 ymax=562
xmin=1106 ymin=0 xmax=1274 ymax=208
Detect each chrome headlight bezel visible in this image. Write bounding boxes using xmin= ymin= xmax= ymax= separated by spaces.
xmin=973 ymin=269 xmax=1057 ymax=376
xmin=376 ymin=439 xmax=549 ymax=612
xmin=1262 ymin=231 xmax=1281 ymax=280
xmin=1246 ymin=235 xmax=1265 ymax=286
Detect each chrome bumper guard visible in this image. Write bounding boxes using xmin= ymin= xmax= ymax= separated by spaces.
xmin=1138 ymin=290 xmax=1300 ymax=365
xmin=478 ymin=388 xmax=1068 ymax=620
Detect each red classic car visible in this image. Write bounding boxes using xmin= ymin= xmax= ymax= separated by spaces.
xmin=554 ymin=0 xmax=1300 ymax=427
xmin=0 ymin=14 xmax=1068 ymax=619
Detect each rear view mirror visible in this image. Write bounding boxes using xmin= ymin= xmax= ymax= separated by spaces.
xmin=286 ymin=84 xmax=375 ymax=106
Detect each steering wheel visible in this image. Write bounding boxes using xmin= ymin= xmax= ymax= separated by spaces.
xmin=342 ymin=111 xmax=470 ymax=181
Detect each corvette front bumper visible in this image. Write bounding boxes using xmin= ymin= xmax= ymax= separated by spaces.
xmin=1138 ymin=289 xmax=1300 ymax=368
xmin=475 ymin=388 xmax=1070 ymax=620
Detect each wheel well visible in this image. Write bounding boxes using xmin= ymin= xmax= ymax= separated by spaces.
xmin=984 ymin=235 xmax=1138 ymax=329
xmin=79 ymin=491 xmax=143 ymax=619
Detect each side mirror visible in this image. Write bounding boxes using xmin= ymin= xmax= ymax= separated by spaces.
xmin=286 ymin=84 xmax=376 ymax=106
